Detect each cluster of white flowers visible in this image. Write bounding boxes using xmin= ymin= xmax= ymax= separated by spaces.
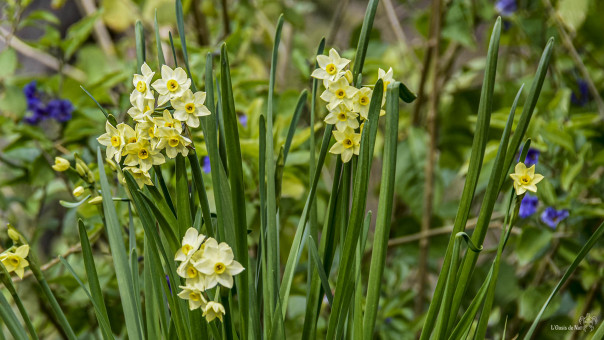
xmin=97 ymin=63 xmax=211 ymax=188
xmin=311 ymin=49 xmax=394 ymax=163
xmin=175 ymin=228 xmax=244 ymax=322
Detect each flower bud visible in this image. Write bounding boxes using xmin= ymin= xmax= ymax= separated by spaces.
xmin=73 ymin=186 xmax=85 ymax=197
xmin=76 ymin=163 xmax=86 ymax=177
xmin=88 ymin=196 xmax=103 ymax=205
xmin=344 ymin=70 xmax=354 ymax=84
xmin=7 ymin=228 xmax=21 ymax=242
xmin=51 ymin=157 xmax=70 ymax=172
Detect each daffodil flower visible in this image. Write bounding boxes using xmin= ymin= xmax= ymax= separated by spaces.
xmin=195 ymin=238 xmax=245 ymax=289
xmin=131 ymin=62 xmax=155 ymax=106
xmin=135 ymin=116 xmax=158 ymax=143
xmin=324 ymin=104 xmax=359 ymax=131
xmin=329 ymin=127 xmax=361 ymax=163
xmin=510 ymin=162 xmax=544 ymax=195
xmin=171 ymin=90 xmax=211 ymax=128
xmin=175 ymin=228 xmax=205 ymax=262
xmin=124 ymin=139 xmax=165 ymax=172
xmin=124 ymin=166 xmax=153 ymax=189
xmin=1 ymin=245 xmax=30 ymax=279
xmin=51 ymin=157 xmax=70 ymax=172
xmin=203 ymin=301 xmax=226 ymax=322
xmin=153 ymin=110 xmax=183 ymax=136
xmin=351 ymin=87 xmax=373 ymax=119
xmin=177 ymin=285 xmax=208 ymax=311
xmin=97 ymin=122 xmax=124 ymax=162
xmin=152 ymin=65 xmax=191 ymax=106
xmin=311 ymin=48 xmax=350 ymax=82
xmin=127 ymin=91 xmax=155 ymax=122
xmin=320 ymin=77 xmax=358 ymax=111
xmin=156 ymin=128 xmax=191 ymax=158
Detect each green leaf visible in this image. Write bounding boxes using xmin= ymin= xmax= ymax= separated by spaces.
xmin=362 ymin=83 xmax=401 ymax=338
xmin=307 ymin=237 xmax=333 ymax=306
xmin=59 ymin=195 xmax=91 ymax=208
xmin=0 ymin=284 xmax=28 ymax=340
xmin=154 ymin=10 xmax=166 ymax=66
xmin=78 ymin=220 xmax=113 ymax=340
xmin=0 ymin=49 xmax=18 ymax=80
xmin=62 ymin=10 xmax=102 ymax=59
xmin=351 ymin=0 xmax=379 ymax=80
xmin=557 ymin=0 xmax=589 ymax=32
xmin=135 ymin=20 xmax=145 ymax=73
xmin=0 ymin=263 xmax=38 ymax=340
xmin=97 ymin=148 xmax=144 ymax=340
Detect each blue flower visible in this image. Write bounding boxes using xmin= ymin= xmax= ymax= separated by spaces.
xmin=496 ymin=0 xmax=517 ymax=16
xmin=47 ymin=99 xmax=74 ymax=122
xmin=570 ymin=79 xmax=590 ymax=107
xmin=203 ymin=156 xmax=211 ymax=173
xmin=519 ymin=194 xmax=538 ymax=218
xmin=239 ymin=114 xmax=248 ymax=128
xmin=540 ymin=207 xmax=569 ymax=229
xmin=165 ymin=275 xmax=172 ymax=293
xmin=517 ymin=148 xmax=540 ymax=167
xmin=23 ymin=81 xmax=38 ymax=100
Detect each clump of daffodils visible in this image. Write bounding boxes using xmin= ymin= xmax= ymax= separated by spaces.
xmin=97 ymin=63 xmax=211 ymax=188
xmin=510 ymin=162 xmax=544 ymax=195
xmin=175 ymin=228 xmax=244 ymax=323
xmin=311 ymin=48 xmax=395 ymax=163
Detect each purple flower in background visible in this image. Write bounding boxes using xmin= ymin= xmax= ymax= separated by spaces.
xmin=239 ymin=114 xmax=248 ymax=128
xmin=203 ymin=156 xmax=211 ymax=173
xmin=541 ymin=207 xmax=569 ymax=229
xmin=519 ymin=194 xmax=538 ymax=218
xmin=24 ymin=81 xmax=37 ymax=100
xmin=47 ymin=99 xmax=74 ymax=122
xmin=517 ymin=148 xmax=540 ymax=167
xmin=496 ymin=0 xmax=517 ymax=16
xmin=165 ymin=275 xmax=172 ymax=293
xmin=571 ymin=78 xmax=590 ymax=107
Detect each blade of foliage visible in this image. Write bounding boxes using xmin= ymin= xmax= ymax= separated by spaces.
xmin=325 ymin=80 xmax=383 ymax=339
xmin=0 ymin=285 xmax=27 ymax=340
xmin=522 ymin=220 xmax=604 ymax=340
xmin=175 ymin=155 xmax=192 ymax=237
xmin=500 ymin=38 xmax=554 ymax=189
xmin=59 ymin=194 xmax=91 ymax=208
xmin=307 ymin=236 xmax=333 ymax=305
xmin=153 ymin=165 xmax=176 ymax=216
xmin=362 ymin=83 xmax=400 ymax=338
xmin=351 ymin=0 xmax=379 ymax=79
xmin=124 ymin=171 xmax=192 ymax=340
xmin=154 ymin=10 xmax=166 ymax=66
xmin=278 ymin=123 xmax=334 ymax=319
xmin=97 ymin=148 xmax=144 ymax=340
xmin=78 ymin=220 xmax=113 ymax=340
xmin=220 ymin=43 xmax=250 ymax=339
xmin=0 ymin=264 xmax=38 ymax=339
xmin=58 ymin=256 xmax=114 ymax=339
xmin=420 ymin=18 xmax=501 ymax=339
xmin=188 ymin=152 xmax=214 ymax=236
xmin=265 ymin=15 xmax=285 ymax=323
xmin=283 ymin=90 xmax=307 ymax=163
xmin=80 ymin=86 xmax=115 ymax=125
xmin=168 ymin=32 xmax=178 ymax=67
xmin=135 ymin=20 xmax=145 ymax=73
xmin=447 ymin=82 xmax=520 ymax=329
xmin=399 ymin=81 xmax=417 ymax=103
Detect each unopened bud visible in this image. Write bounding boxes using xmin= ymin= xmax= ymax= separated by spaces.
xmin=51 ymin=157 xmax=70 ymax=172
xmin=88 ymin=196 xmax=103 ymax=205
xmin=72 ymin=186 xmax=85 ymax=197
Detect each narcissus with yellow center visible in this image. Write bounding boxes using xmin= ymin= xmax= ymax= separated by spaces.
xmin=203 ymin=301 xmax=226 ymax=322
xmin=320 ymin=77 xmax=357 ymax=111
xmin=324 ymin=104 xmax=359 ymax=131
xmin=152 ymin=65 xmax=191 ymax=105
xmin=171 ymin=90 xmax=211 ymax=128
xmin=510 ymin=162 xmax=544 ymax=195
xmin=329 ymin=127 xmax=361 ymax=163
xmin=130 ymin=62 xmax=155 ymax=106
xmin=194 ymin=238 xmax=245 ymax=289
xmin=311 ymin=48 xmax=350 ymax=82
xmin=177 ymin=285 xmax=208 ymax=311
xmin=155 ymin=125 xmax=192 ymax=158
xmin=124 ymin=139 xmax=165 ymax=172
xmin=124 ymin=166 xmax=153 ymax=189
xmin=0 ymin=245 xmax=30 ymax=279
xmin=352 ymin=87 xmax=373 ymax=119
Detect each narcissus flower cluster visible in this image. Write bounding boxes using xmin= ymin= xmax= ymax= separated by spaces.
xmin=311 ymin=48 xmax=394 ymax=163
xmin=97 ymin=63 xmax=211 ymax=188
xmin=175 ymin=228 xmax=244 ymax=323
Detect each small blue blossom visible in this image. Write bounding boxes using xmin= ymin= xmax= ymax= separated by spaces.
xmin=47 ymin=99 xmax=74 ymax=122
xmin=239 ymin=114 xmax=248 ymax=128
xmin=519 ymin=194 xmax=538 ymax=218
xmin=541 ymin=207 xmax=569 ymax=229
xmin=517 ymin=148 xmax=540 ymax=167
xmin=571 ymin=79 xmax=590 ymax=107
xmin=203 ymin=156 xmax=211 ymax=173
xmin=165 ymin=275 xmax=172 ymax=293
xmin=496 ymin=0 xmax=517 ymax=16
xmin=23 ymin=81 xmax=38 ymax=100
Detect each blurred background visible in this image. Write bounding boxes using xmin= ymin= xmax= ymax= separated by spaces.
xmin=1 ymin=0 xmax=603 ymax=338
